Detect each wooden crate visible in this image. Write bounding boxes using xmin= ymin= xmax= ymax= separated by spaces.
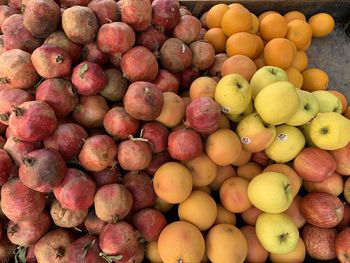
xmin=180 ymin=0 xmax=350 ymax=102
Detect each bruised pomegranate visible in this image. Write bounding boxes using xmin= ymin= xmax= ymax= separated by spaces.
xmin=132 ymin=208 xmax=167 ymax=241
xmin=31 ymin=44 xmax=72 ymax=79
xmin=117 ymin=138 xmax=152 ymax=171
xmin=0 ymin=6 xmax=19 ymax=32
xmin=153 ymin=69 xmax=180 ymax=93
xmin=36 ymin=78 xmax=78 ymax=118
xmin=141 ymin=122 xmax=169 ymax=153
xmin=88 ymin=0 xmax=120 ymax=25
xmin=1 ymin=177 xmax=46 ymax=222
xmin=185 ymin=97 xmax=221 ymax=134
xmin=79 ymin=134 xmax=118 ymax=172
xmin=123 ymin=81 xmax=164 ymax=121
xmin=34 ymin=228 xmax=75 ymax=263
xmin=53 ymin=168 xmax=96 ymax=210
xmin=7 ymin=211 xmax=52 ymax=247
xmin=94 ymin=184 xmax=133 ymax=222
xmin=44 ymin=123 xmax=87 ymax=161
xmin=0 ymin=49 xmax=39 ymax=90
xmin=1 ymin=14 xmax=42 ymax=53
xmin=68 ymin=235 xmax=104 ymax=263
xmin=82 ymin=42 xmax=108 ymax=66
xmin=190 ymin=40 xmax=215 ymax=70
xmin=62 ymin=6 xmax=99 ymax=44
xmin=136 ymin=26 xmax=167 ymax=52
xmin=90 ymin=166 xmax=122 ymax=187
xmin=0 ymin=149 xmax=13 ymax=186
xmin=168 ymin=128 xmax=203 ymax=161
xmin=160 ymin=38 xmax=192 ymax=73
xmin=8 ymin=101 xmax=57 ymax=142
xmin=44 ymin=31 xmax=83 ymax=62
xmin=145 ymin=151 xmax=171 ymax=176
xmin=84 ymin=209 xmax=107 ymax=235
xmin=120 ymin=0 xmax=152 ymax=32
xmin=123 ymin=171 xmax=157 ymax=210
xmin=71 ymin=61 xmax=108 ymax=96
xmin=50 ymin=200 xmax=88 ymax=228
xmin=97 ymin=22 xmax=135 ymax=55
xmin=0 ymin=88 xmax=33 ymax=125
xmin=173 ymin=15 xmax=201 ymax=44
xmin=151 ymin=0 xmax=181 ymax=32
xmin=4 ymin=136 xmax=42 ymax=165
xmin=120 ymin=46 xmax=159 ymax=82
xmin=72 ymin=95 xmax=109 ymax=129
xmin=100 ymin=69 xmax=128 ymax=102
xmin=103 ymin=106 xmax=140 ymax=140
xmin=19 ymin=148 xmax=67 ymax=193
xmin=99 ymin=222 xmax=140 ymax=262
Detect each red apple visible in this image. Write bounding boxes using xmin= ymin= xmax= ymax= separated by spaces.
xmin=336 ymin=203 xmax=350 ymax=232
xmin=251 ymin=151 xmax=272 ymax=167
xmin=302 ymin=223 xmax=337 ymax=260
xmin=301 ymin=192 xmax=344 ymax=228
xmin=285 ymin=195 xmax=306 ymax=229
xmin=335 ymin=228 xmax=350 ymax=263
xmin=303 ymin=172 xmax=344 ymax=196
xmin=240 ymin=225 xmax=268 ymax=263
xmin=344 ymin=177 xmax=350 ymax=205
xmin=293 ymin=147 xmax=336 ymax=182
xmin=330 ymin=142 xmax=350 ymax=176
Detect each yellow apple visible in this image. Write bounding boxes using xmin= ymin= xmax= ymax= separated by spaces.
xmin=236 ymin=113 xmax=276 ymax=153
xmin=265 ymin=125 xmax=306 ymax=163
xmin=286 ymin=89 xmax=319 ymax=126
xmin=310 ymin=112 xmax=350 ymax=150
xmin=247 ymin=172 xmax=293 ymax=213
xmin=312 ymin=90 xmax=343 ymax=113
xmin=215 ymin=73 xmax=252 ymax=115
xmin=256 ymin=213 xmax=299 ymax=254
xmin=254 ymin=81 xmax=299 ymax=125
xmin=298 ymin=122 xmax=316 ymax=147
xmin=250 ymin=66 xmax=288 ymax=99
xmin=225 ymin=100 xmax=254 ymax=122
xmin=269 ymin=237 xmax=306 ymax=263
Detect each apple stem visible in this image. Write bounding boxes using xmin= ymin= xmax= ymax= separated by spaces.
xmin=278 ymin=233 xmax=289 ymax=243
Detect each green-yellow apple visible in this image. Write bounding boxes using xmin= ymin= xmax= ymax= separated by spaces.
xmin=236 ymin=113 xmax=276 ymax=153
xmin=250 ymin=66 xmax=288 ymax=99
xmin=247 ymin=172 xmax=293 ymax=213
xmin=225 ymin=100 xmax=254 ymax=123
xmin=254 ymin=81 xmax=299 ymax=125
xmin=298 ymin=122 xmax=316 ymax=147
xmin=286 ymin=89 xmax=319 ymax=126
xmin=265 ymin=124 xmax=305 ymax=163
xmin=310 ymin=112 xmax=350 ymax=150
xmin=215 ymin=73 xmax=252 ymax=115
xmin=269 ymin=237 xmax=306 ymax=263
xmin=312 ymin=90 xmax=342 ymax=113
xmin=256 ymin=212 xmax=299 ymax=254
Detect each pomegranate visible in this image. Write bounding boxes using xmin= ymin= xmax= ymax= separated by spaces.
xmin=78 ymin=134 xmax=118 ymax=172
xmin=120 ymin=0 xmax=152 ymax=32
xmin=4 ymin=136 xmax=42 ymax=165
xmin=90 ymin=166 xmax=122 ymax=187
xmin=84 ymin=209 xmax=107 ymax=235
xmin=88 ymin=0 xmax=120 ymax=25
xmin=82 ymin=41 xmax=108 ymax=66
xmin=100 ymin=68 xmax=128 ymax=102
xmin=136 ymin=25 xmax=167 ymax=52
xmin=173 ymin=15 xmax=201 ymax=44
xmin=50 ymin=200 xmax=88 ymax=228
xmin=53 ymin=168 xmax=96 ymax=210
xmin=151 ymin=0 xmax=181 ymax=32
xmin=0 ymin=149 xmax=13 ymax=186
xmin=141 ymin=121 xmax=169 ymax=153
xmin=145 ymin=151 xmax=171 ymax=176
xmin=153 ymin=69 xmax=180 ymax=93
xmin=68 ymin=235 xmax=104 ymax=263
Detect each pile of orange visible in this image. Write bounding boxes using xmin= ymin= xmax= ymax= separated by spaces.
xmin=203 ymin=4 xmax=337 ymax=92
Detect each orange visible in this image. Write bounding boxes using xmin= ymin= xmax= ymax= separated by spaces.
xmin=300 ymin=39 xmax=312 ymax=51
xmin=221 ymin=55 xmax=257 ymax=81
xmin=206 ymin=4 xmax=229 ymax=29
xmin=226 ymin=32 xmax=257 ymax=58
xmin=228 ymin=3 xmax=249 ymax=11
xmin=258 ymin=11 xmax=279 ymax=22
xmin=328 ymin=90 xmax=348 ymax=113
xmin=286 ymin=19 xmax=312 ymax=49
xmin=204 ymin=28 xmax=227 ymax=53
xmin=344 ymin=106 xmax=350 ymax=119
xmin=263 ymin=38 xmax=297 ymax=69
xmin=221 ymin=7 xmax=252 ymax=37
xmin=259 ymin=13 xmax=288 ymax=41
xmin=302 ymin=68 xmax=329 ymax=91
xmin=284 ymin=11 xmax=306 ymax=23
xmin=252 ymin=34 xmax=264 ymax=58
xmin=292 ymin=51 xmax=308 ymax=72
xmin=250 ymin=13 xmax=259 ymax=34
xmin=254 ymin=57 xmax=265 ymax=69
xmin=285 ymin=67 xmax=303 ymax=89
xmin=308 ymin=13 xmax=335 ymax=37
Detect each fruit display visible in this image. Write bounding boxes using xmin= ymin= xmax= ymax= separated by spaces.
xmin=0 ymin=0 xmax=348 ymax=262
